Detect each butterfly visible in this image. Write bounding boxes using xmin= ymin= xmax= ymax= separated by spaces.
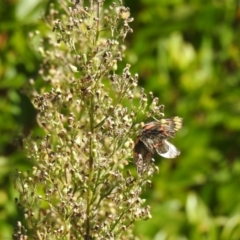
xmin=133 ymin=116 xmax=183 ymax=173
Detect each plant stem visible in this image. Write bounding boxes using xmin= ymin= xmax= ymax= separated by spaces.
xmin=86 ymin=93 xmax=95 ymax=237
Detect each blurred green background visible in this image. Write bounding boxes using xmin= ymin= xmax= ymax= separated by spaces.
xmin=1 ymin=0 xmax=240 ymax=239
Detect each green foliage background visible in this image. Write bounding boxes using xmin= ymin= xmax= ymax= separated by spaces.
xmin=1 ymin=0 xmax=240 ymax=239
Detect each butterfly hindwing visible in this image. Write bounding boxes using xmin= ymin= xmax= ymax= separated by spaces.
xmin=156 ymin=140 xmax=180 ymax=158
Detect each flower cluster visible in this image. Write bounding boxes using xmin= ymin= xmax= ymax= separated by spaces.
xmin=13 ymin=1 xmax=165 ymax=239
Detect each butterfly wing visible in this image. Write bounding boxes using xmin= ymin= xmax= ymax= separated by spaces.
xmin=156 ymin=140 xmax=180 ymax=158
xmin=133 ymin=138 xmax=153 ymax=174
xmin=134 ymin=137 xmax=152 ymax=162
xmin=139 ymin=122 xmax=166 ymax=152
xmin=158 ymin=116 xmax=183 ymax=138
